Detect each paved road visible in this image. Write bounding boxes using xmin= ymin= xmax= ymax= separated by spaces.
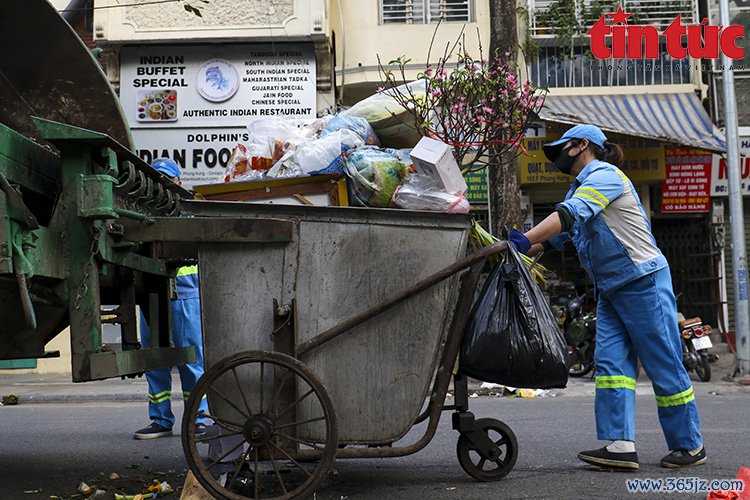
xmin=1 ymin=393 xmax=747 ymax=499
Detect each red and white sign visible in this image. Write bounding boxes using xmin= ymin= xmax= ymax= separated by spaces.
xmin=661 ymin=147 xmax=712 ymax=213
xmin=587 ymin=8 xmax=745 ymax=60
xmin=710 ymin=132 xmax=750 ymax=196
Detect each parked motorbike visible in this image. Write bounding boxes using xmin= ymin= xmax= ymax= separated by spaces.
xmin=677 ymin=313 xmax=714 ymax=382
xmin=561 ymin=295 xmax=596 ymax=377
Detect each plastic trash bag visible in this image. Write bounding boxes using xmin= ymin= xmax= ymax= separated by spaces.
xmin=461 ymin=245 xmax=568 ymax=389
xmin=301 ymin=129 xmax=364 ymax=175
xmin=392 ymin=173 xmax=470 ymax=213
xmin=267 ymin=129 xmax=364 ymax=178
xmin=384 ymin=147 xmax=413 ymax=167
xmin=243 ymin=118 xmax=308 ymax=173
xmin=321 ymin=114 xmax=380 ymax=146
xmin=224 ymin=143 xmax=248 ymax=182
xmin=344 ymin=148 xmax=409 ymax=207
xmin=342 ymin=81 xmax=426 ymax=148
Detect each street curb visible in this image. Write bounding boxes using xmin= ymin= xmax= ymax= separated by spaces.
xmin=10 ymin=394 xmax=148 ymax=404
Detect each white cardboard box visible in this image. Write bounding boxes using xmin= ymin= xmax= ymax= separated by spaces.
xmin=409 ymin=137 xmax=468 ymax=194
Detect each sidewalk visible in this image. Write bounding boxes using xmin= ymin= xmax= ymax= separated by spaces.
xmin=466 ymin=344 xmax=750 ymax=398
xmin=0 ymin=372 xmax=156 ymax=404
xmin=1 ymin=346 xmax=747 ymax=404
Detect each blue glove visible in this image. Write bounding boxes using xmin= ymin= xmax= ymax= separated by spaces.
xmin=508 ymin=228 xmax=532 ymax=255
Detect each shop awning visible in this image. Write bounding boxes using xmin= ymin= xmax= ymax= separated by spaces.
xmin=539 ymin=92 xmax=726 ymax=153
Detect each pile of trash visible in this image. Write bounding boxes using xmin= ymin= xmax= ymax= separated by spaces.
xmin=221 ymin=83 xmax=470 ymax=213
xmin=52 ymin=475 xmax=176 ymax=500
xmin=473 ymin=382 xmax=550 ymax=399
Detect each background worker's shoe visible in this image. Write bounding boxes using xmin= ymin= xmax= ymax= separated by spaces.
xmin=578 ymin=447 xmax=640 ymax=470
xmin=133 ymin=423 xmax=173 ymax=440
xmin=661 ymin=447 xmax=707 ymax=468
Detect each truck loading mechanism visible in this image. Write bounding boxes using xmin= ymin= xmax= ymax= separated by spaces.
xmin=0 ymin=0 xmax=288 ymax=382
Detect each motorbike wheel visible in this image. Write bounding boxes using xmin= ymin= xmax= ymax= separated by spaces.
xmin=695 ymin=355 xmax=712 ymax=382
xmin=568 ymin=346 xmax=594 ymax=377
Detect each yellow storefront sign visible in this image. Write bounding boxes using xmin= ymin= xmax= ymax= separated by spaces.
xmin=519 ymin=126 xmax=666 ymax=185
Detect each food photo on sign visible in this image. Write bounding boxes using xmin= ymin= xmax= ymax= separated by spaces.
xmin=136 ymin=89 xmax=178 ymax=122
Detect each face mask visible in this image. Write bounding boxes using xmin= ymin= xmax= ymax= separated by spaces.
xmin=554 ymin=143 xmax=581 ymax=174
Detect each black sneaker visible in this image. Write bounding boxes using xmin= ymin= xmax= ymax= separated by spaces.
xmin=133 ymin=423 xmax=173 ymax=440
xmin=578 ymin=447 xmax=640 ymax=470
xmin=194 ymin=423 xmax=207 ymax=436
xmin=661 ymin=447 xmax=707 ymax=468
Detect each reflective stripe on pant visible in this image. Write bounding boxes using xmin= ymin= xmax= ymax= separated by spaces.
xmin=140 ymin=297 xmax=208 ymax=429
xmin=594 ymin=267 xmax=702 ymax=451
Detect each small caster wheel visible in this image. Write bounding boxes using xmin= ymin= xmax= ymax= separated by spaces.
xmin=456 ymin=417 xmax=518 ymax=481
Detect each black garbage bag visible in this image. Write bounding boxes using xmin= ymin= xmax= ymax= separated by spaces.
xmin=461 ymin=245 xmax=568 ymax=389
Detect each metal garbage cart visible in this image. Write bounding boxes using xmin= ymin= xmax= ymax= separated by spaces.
xmin=176 ymin=201 xmax=515 ymax=500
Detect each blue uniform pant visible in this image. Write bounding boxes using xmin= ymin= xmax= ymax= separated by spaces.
xmin=140 ymin=298 xmax=208 ymax=429
xmin=594 ymin=267 xmax=702 ymax=451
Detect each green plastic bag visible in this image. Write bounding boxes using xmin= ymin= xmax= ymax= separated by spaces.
xmin=344 ymin=148 xmax=409 ymax=207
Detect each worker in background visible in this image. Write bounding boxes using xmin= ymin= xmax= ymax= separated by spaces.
xmin=508 ymin=124 xmax=705 ymax=470
xmin=134 ymin=158 xmax=209 ymax=439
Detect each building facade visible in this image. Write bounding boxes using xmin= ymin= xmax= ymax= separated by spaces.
xmin=706 ymin=0 xmax=750 ymax=339
xmin=523 ymin=0 xmax=727 ymax=329
xmin=4 ymin=0 xmax=736 ymax=373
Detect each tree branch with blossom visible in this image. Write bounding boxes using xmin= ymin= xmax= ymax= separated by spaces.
xmin=377 ymin=33 xmax=546 ymax=174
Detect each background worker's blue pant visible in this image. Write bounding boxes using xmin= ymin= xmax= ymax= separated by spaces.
xmin=594 ymin=267 xmax=703 ymax=451
xmin=140 ymin=297 xmax=208 ymax=429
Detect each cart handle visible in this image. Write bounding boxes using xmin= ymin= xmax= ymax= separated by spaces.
xmin=295 ymin=240 xmax=508 ymax=357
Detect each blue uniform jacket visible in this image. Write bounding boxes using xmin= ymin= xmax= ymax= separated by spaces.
xmin=175 ymin=265 xmax=199 ymax=299
xmin=548 ymin=159 xmax=667 ymax=296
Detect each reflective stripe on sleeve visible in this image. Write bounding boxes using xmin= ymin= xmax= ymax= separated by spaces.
xmin=573 ymin=191 xmax=607 ymax=209
xmin=655 ymin=387 xmax=695 ymax=408
xmin=576 ymin=186 xmax=610 ymax=206
xmin=595 ymin=375 xmax=637 ymax=390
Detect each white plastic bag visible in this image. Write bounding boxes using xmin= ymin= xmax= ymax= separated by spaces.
xmin=342 ymin=81 xmax=426 ymax=148
xmin=321 ymin=114 xmax=380 ymax=145
xmin=392 ymin=173 xmax=471 ymax=213
xmin=223 ymin=144 xmax=249 ymax=182
xmin=266 ymin=130 xmax=364 ymax=178
xmin=244 ymin=118 xmax=309 ymax=172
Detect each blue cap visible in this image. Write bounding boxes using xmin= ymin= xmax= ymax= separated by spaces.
xmin=542 ymin=124 xmax=608 ymax=161
xmin=152 ymin=158 xmax=181 ymax=179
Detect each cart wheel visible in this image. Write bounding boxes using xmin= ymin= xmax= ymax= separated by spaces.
xmin=182 ymin=351 xmax=337 ymax=500
xmin=456 ymin=418 xmax=518 ymax=481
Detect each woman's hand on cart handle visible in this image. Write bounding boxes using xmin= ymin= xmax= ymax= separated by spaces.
xmin=523 ymin=212 xmax=564 ymax=254
xmin=508 ymin=228 xmax=532 ymax=255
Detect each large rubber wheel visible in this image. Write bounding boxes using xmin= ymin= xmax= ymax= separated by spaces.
xmin=696 ymin=355 xmax=712 ymax=382
xmin=456 ymin=418 xmax=518 ymax=481
xmin=182 ymin=351 xmax=337 ymax=500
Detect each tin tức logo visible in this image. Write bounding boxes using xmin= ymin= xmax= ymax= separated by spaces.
xmin=586 ymin=7 xmax=745 ymax=60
